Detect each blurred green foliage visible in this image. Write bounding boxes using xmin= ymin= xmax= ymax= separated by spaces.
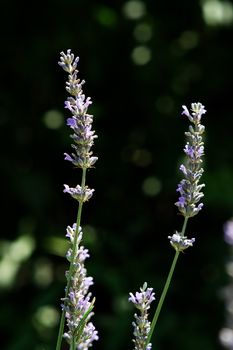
xmin=0 ymin=0 xmax=232 ymax=349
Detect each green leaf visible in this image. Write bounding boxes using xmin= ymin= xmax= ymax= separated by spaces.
xmin=74 ymin=298 xmax=95 ymax=344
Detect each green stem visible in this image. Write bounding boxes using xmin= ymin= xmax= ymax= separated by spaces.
xmin=71 ymin=335 xmax=76 ymax=350
xmin=147 ymin=216 xmax=189 ymax=345
xmin=180 ymin=216 xmax=188 ymax=237
xmin=56 ymin=168 xmax=87 ymax=350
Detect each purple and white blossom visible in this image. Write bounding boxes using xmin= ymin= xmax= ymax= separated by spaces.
xmin=168 ymin=232 xmax=195 ymax=252
xmin=62 ymin=224 xmax=98 ymax=348
xmin=59 ymin=49 xmax=98 ymax=172
xmin=129 ymin=283 xmax=155 ymax=350
xmin=63 ymin=184 xmax=94 ymax=203
xmin=58 ymin=50 xmax=98 ymax=349
xmin=175 ymin=102 xmax=206 ymax=218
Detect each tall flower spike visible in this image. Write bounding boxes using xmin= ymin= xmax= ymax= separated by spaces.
xmin=57 ymin=50 xmax=98 ymax=350
xmin=63 ymin=224 xmax=98 ymax=349
xmin=58 ymin=49 xmax=98 ymax=173
xmin=129 ymin=283 xmax=155 ymax=350
xmin=175 ymin=102 xmax=206 ymax=218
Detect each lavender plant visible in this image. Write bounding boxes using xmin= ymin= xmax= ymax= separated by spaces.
xmin=129 ymin=283 xmax=155 ymax=350
xmin=55 ymin=49 xmax=207 ymax=350
xmin=147 ymin=102 xmax=206 ymax=345
xmin=56 ymin=50 xmax=98 ymax=350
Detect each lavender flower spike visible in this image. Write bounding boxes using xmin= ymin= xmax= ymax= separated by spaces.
xmin=129 ymin=282 xmax=155 ymax=350
xmin=57 ymin=50 xmax=98 ymax=350
xmin=58 ymin=49 xmax=98 ymax=171
xmin=63 ymin=224 xmax=98 ymax=348
xmin=175 ymin=102 xmax=206 ymax=218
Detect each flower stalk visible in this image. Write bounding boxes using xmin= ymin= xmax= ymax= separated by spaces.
xmin=146 ymin=102 xmax=206 ymax=347
xmin=55 ymin=50 xmax=207 ymax=350
xmin=129 ymin=283 xmax=155 ymax=350
xmin=56 ymin=50 xmax=98 ymax=350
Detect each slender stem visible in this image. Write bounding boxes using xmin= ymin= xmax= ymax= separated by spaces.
xmin=180 ymin=216 xmax=188 ymax=237
xmin=147 ymin=216 xmax=189 ymax=345
xmin=56 ymin=168 xmax=87 ymax=350
xmin=147 ymin=250 xmax=179 ymax=345
xmin=71 ymin=335 xmax=76 ymax=350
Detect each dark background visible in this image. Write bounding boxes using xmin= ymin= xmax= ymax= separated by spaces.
xmin=0 ymin=0 xmax=233 ymax=349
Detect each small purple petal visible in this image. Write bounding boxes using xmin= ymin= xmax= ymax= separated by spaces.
xmin=64 ymin=100 xmax=72 ymax=110
xmin=179 ymin=164 xmax=187 ymax=175
xmin=177 ymin=196 xmax=186 ymax=207
xmin=182 ymin=105 xmax=190 ymax=117
xmin=184 ymin=144 xmax=195 ymax=158
xmin=63 ymin=184 xmax=70 ymax=193
xmin=67 ymin=117 xmax=77 ymax=128
xmin=64 ymin=153 xmax=73 ymax=162
xmin=197 ymin=145 xmax=204 ymax=157
xmin=129 ymin=293 xmax=136 ymax=304
xmin=197 ymin=203 xmax=203 ymax=211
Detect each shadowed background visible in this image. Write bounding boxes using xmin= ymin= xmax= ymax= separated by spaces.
xmin=0 ymin=0 xmax=233 ymax=349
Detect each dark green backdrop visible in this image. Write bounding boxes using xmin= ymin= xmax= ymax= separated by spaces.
xmin=0 ymin=0 xmax=233 ymax=349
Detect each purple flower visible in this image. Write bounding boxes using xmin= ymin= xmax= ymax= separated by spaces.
xmin=175 ymin=103 xmax=206 ymax=218
xmin=58 ymin=50 xmax=98 ymax=350
xmin=64 ymin=153 xmax=74 ymax=162
xmin=78 ymin=246 xmax=90 ymax=262
xmin=63 ymin=184 xmax=94 ymax=203
xmin=184 ymin=143 xmax=204 ymax=159
xmin=63 ymin=225 xmax=98 ymax=348
xmin=182 ymin=105 xmax=190 ymax=117
xmin=184 ymin=143 xmax=195 ymax=158
xmin=58 ymin=49 xmax=79 ymax=73
xmin=129 ymin=283 xmax=155 ymax=350
xmin=129 ymin=288 xmax=155 ymax=310
xmin=168 ymin=232 xmax=195 ymax=251
xmin=59 ymin=50 xmax=98 ymax=171
xmin=182 ymin=102 xmax=206 ymax=123
xmin=176 ymin=196 xmax=186 ymax=208
xmin=179 ymin=164 xmax=187 ymax=175
xmin=191 ymin=102 xmax=206 ymax=122
xmin=66 ymin=117 xmax=77 ymax=128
